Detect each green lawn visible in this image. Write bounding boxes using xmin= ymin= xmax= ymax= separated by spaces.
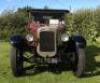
xmin=0 ymin=42 xmax=100 ymax=83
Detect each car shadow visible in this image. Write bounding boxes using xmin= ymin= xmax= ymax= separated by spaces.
xmin=83 ymin=45 xmax=100 ymax=78
xmin=22 ymin=45 xmax=100 ymax=78
xmin=22 ymin=63 xmax=71 ymax=77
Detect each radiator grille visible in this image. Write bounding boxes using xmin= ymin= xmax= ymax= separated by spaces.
xmin=40 ymin=31 xmax=55 ymax=52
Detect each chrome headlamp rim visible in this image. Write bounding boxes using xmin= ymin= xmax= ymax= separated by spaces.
xmin=26 ymin=34 xmax=34 ymax=42
xmin=61 ymin=33 xmax=69 ymax=42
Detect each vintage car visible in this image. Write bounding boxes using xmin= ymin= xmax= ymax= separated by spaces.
xmin=10 ymin=9 xmax=86 ymax=77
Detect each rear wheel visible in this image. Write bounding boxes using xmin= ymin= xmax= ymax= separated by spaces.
xmin=10 ymin=46 xmax=24 ymax=76
xmin=71 ymin=47 xmax=85 ymax=77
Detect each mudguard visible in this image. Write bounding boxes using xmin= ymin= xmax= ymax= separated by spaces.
xmin=71 ymin=35 xmax=86 ymax=48
xmin=10 ymin=35 xmax=27 ymax=49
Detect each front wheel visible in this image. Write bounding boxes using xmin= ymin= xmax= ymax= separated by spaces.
xmin=10 ymin=46 xmax=24 ymax=76
xmin=71 ymin=47 xmax=86 ymax=77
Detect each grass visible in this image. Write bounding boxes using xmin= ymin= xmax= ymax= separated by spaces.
xmin=0 ymin=42 xmax=100 ymax=83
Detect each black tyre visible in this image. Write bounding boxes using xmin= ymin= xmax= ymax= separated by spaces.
xmin=10 ymin=46 xmax=24 ymax=76
xmin=72 ymin=47 xmax=85 ymax=77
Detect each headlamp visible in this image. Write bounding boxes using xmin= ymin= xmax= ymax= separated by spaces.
xmin=61 ymin=34 xmax=69 ymax=42
xmin=26 ymin=34 xmax=34 ymax=42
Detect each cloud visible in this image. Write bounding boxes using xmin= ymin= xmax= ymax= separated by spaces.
xmin=6 ymin=0 xmax=12 ymax=2
xmin=0 ymin=10 xmax=2 ymax=15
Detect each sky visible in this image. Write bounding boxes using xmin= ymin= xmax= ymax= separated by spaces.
xmin=0 ymin=0 xmax=100 ymax=13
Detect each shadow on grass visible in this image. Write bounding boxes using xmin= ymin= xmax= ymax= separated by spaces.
xmin=22 ymin=63 xmax=71 ymax=77
xmin=83 ymin=45 xmax=100 ymax=78
xmin=20 ymin=45 xmax=100 ymax=78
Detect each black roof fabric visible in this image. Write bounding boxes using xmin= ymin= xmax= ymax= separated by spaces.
xmin=27 ymin=9 xmax=69 ymax=14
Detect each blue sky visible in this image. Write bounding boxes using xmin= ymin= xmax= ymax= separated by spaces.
xmin=0 ymin=0 xmax=100 ymax=13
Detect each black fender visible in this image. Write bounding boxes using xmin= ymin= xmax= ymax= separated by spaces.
xmin=59 ymin=38 xmax=76 ymax=53
xmin=71 ymin=35 xmax=86 ymax=48
xmin=10 ymin=35 xmax=27 ymax=49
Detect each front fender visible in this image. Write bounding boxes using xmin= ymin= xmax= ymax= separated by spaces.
xmin=10 ymin=35 xmax=27 ymax=49
xmin=71 ymin=35 xmax=86 ymax=48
